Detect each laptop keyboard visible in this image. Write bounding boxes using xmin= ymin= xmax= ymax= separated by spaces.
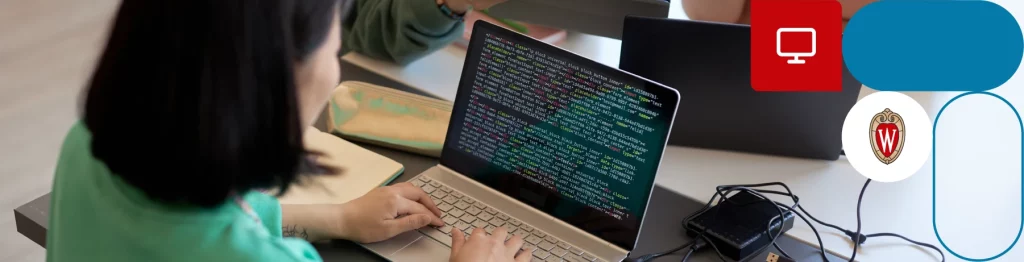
xmin=412 ymin=176 xmax=603 ymax=262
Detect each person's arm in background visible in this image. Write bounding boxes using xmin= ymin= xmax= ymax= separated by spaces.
xmin=682 ymin=0 xmax=877 ymax=29
xmin=839 ymin=0 xmax=875 ymax=27
xmin=682 ymin=0 xmax=749 ymax=24
xmin=341 ymin=0 xmax=508 ymax=65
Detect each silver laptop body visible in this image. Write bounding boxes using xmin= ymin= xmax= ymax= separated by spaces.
xmin=359 ymin=20 xmax=681 ymax=262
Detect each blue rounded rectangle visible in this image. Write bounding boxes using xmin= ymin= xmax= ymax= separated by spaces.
xmin=843 ymin=1 xmax=1022 ymax=92
xmin=933 ymin=92 xmax=1023 ymax=261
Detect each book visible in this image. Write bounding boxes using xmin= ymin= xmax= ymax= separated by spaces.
xmin=273 ymin=129 xmax=404 ymax=205
xmin=326 ymin=81 xmax=451 ymax=157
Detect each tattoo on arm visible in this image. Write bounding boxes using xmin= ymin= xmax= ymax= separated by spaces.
xmin=282 ymin=224 xmax=310 ymax=240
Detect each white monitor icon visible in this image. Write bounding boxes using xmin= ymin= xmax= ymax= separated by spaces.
xmin=776 ymin=28 xmax=816 ymax=64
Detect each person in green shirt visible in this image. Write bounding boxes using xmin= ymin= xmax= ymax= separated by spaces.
xmin=341 ymin=0 xmax=510 ymax=65
xmin=46 ymin=0 xmax=533 ymax=261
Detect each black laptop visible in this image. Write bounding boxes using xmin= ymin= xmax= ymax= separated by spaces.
xmin=619 ymin=16 xmax=862 ymax=160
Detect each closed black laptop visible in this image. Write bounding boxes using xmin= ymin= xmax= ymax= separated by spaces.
xmin=619 ymin=16 xmax=862 ymax=160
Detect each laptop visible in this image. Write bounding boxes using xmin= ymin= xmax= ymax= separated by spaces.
xmin=360 ymin=20 xmax=680 ymax=262
xmin=619 ymin=16 xmax=863 ymax=161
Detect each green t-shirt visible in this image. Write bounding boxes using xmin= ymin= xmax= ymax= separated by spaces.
xmin=46 ymin=123 xmax=322 ymax=262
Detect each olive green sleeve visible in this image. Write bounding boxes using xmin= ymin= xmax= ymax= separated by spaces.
xmin=341 ymin=0 xmax=465 ymax=65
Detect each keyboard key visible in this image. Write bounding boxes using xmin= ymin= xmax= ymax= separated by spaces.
xmin=507 ymin=225 xmax=519 ymax=233
xmin=454 ymin=201 xmax=471 ymax=210
xmin=412 ymin=180 xmax=425 ymax=187
xmin=485 ymin=225 xmax=497 ymax=234
xmin=534 ymin=250 xmax=551 ymax=259
xmin=497 ymin=213 xmax=510 ymax=220
xmin=533 ymin=231 xmax=547 ymax=238
xmin=472 ymin=220 xmax=489 ymax=229
xmin=421 ymin=185 xmax=436 ymax=193
xmin=555 ymin=241 xmax=570 ymax=250
xmin=440 ymin=186 xmax=452 ymax=192
xmin=509 ymin=219 xmax=522 ymax=226
xmin=563 ymin=255 xmax=586 ymax=262
xmin=538 ymin=241 xmax=556 ymax=251
xmin=473 ymin=202 xmax=486 ymax=209
xmin=520 ymin=225 xmax=533 ymax=232
xmin=465 ymin=207 xmax=482 ymax=215
xmin=448 ymin=209 xmax=466 ymax=218
xmin=545 ymin=257 xmax=562 ymax=262
xmin=418 ymin=176 xmax=431 ymax=182
xmin=568 ymin=247 xmax=583 ymax=255
xmin=485 ymin=207 xmax=498 ymax=214
xmin=451 ymin=192 xmax=464 ymax=198
xmin=437 ymin=203 xmax=454 ymax=212
xmin=477 ymin=213 xmax=494 ymax=222
xmin=442 ymin=216 xmax=459 ymax=225
xmin=421 ymin=227 xmax=452 ymax=247
xmin=430 ymin=190 xmax=448 ymax=198
xmin=443 ymin=196 xmax=459 ymax=204
xmin=522 ymin=243 xmax=536 ymax=252
xmin=544 ymin=236 xmax=558 ymax=243
xmin=429 ymin=181 xmax=441 ymax=187
xmin=489 ymin=217 xmax=506 ymax=227
xmin=550 ymin=247 xmax=568 ymax=257
xmin=581 ymin=253 xmax=596 ymax=261
xmin=437 ymin=225 xmax=454 ymax=234
xmin=463 ymin=198 xmax=475 ymax=204
xmin=525 ymin=235 xmax=543 ymax=245
xmin=454 ymin=221 xmax=471 ymax=231
xmin=511 ymin=229 xmax=529 ymax=238
xmin=532 ymin=258 xmax=546 ymax=262
xmin=460 ymin=213 xmax=476 ymax=223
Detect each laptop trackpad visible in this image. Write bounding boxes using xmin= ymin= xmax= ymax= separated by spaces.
xmin=361 ymin=231 xmax=421 ymax=257
xmin=390 ymin=235 xmax=451 ymax=261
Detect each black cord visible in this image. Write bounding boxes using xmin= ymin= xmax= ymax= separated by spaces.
xmin=865 ymin=233 xmax=946 ymax=262
xmin=630 ymin=240 xmax=696 ymax=260
xmin=713 ymin=187 xmax=795 ymax=259
xmin=630 ymin=240 xmax=693 ymax=262
xmin=849 ymin=179 xmax=870 ymax=262
xmin=630 ymin=238 xmax=708 ymax=262
xmin=721 ymin=187 xmax=830 ymax=261
xmin=633 ymin=179 xmax=943 ymax=262
xmin=715 ymin=183 xmax=804 ymax=259
xmin=680 ymin=248 xmax=696 ymax=262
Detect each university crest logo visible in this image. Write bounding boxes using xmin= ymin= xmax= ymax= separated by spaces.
xmin=869 ymin=108 xmax=905 ymax=165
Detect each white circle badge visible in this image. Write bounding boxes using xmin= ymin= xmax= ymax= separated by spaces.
xmin=841 ymin=91 xmax=932 ymax=182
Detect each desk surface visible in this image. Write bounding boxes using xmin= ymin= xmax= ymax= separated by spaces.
xmin=338 ymin=1 xmax=1024 ymax=261
xmin=15 ymin=140 xmax=844 ymax=262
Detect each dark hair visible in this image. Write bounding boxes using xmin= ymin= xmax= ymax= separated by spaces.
xmin=84 ymin=0 xmax=348 ymax=208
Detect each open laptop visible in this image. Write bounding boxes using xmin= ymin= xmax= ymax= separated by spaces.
xmin=360 ymin=20 xmax=680 ymax=262
xmin=619 ymin=16 xmax=863 ymax=161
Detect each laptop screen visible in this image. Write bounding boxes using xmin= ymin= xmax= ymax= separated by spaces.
xmin=441 ymin=21 xmax=679 ymax=250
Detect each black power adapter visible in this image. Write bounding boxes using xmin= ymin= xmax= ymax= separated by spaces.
xmin=685 ymin=191 xmax=795 ymax=261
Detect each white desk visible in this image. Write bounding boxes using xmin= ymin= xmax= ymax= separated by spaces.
xmin=340 ymin=0 xmax=1024 ymax=261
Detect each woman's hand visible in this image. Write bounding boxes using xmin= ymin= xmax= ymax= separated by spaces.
xmin=450 ymin=227 xmax=533 ymax=262
xmin=336 ymin=182 xmax=445 ymax=243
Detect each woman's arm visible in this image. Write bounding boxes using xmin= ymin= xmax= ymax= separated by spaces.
xmin=279 ymin=183 xmax=444 ymax=243
xmin=280 ymin=204 xmax=343 ymax=242
xmin=682 ymin=0 xmax=748 ymax=24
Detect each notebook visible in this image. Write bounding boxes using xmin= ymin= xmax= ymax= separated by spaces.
xmin=326 ymin=81 xmax=451 ymax=157
xmin=273 ymin=129 xmax=404 ymax=205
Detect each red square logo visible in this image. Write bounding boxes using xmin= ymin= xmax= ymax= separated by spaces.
xmin=751 ymin=0 xmax=842 ymax=92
